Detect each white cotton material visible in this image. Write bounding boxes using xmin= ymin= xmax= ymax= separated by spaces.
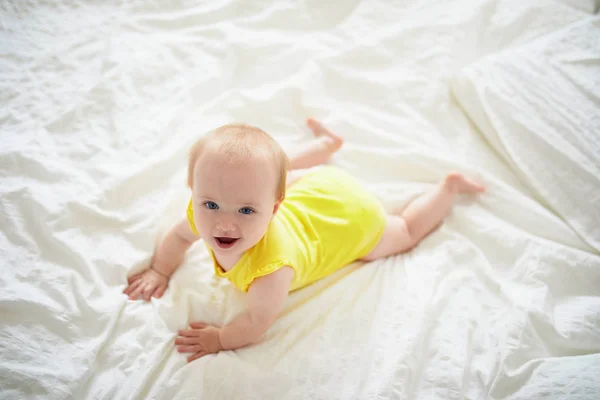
xmin=1 ymin=1 xmax=599 ymax=399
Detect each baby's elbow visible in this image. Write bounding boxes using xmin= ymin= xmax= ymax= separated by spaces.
xmin=248 ymin=309 xmax=275 ymax=334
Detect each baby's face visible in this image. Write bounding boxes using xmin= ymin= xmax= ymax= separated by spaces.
xmin=191 ymin=149 xmax=280 ymax=258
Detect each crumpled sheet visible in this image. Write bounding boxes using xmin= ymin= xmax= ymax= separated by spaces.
xmin=1 ymin=1 xmax=599 ymax=399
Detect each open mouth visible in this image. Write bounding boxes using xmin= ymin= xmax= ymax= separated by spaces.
xmin=214 ymin=237 xmax=240 ymax=249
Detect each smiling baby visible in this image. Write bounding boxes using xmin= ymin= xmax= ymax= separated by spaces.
xmin=123 ymin=119 xmax=485 ymax=362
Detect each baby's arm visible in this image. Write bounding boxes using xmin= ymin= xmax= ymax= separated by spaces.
xmin=152 ymin=219 xmax=199 ymax=276
xmin=123 ymin=218 xmax=199 ymax=300
xmin=220 ymin=266 xmax=294 ymax=349
xmin=175 ymin=266 xmax=293 ymax=362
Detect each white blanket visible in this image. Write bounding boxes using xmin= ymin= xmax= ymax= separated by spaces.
xmin=452 ymin=17 xmax=600 ymax=252
xmin=1 ymin=1 xmax=599 ymax=399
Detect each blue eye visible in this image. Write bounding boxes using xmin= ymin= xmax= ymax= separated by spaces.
xmin=239 ymin=207 xmax=254 ymax=215
xmin=204 ymin=201 xmax=219 ymax=210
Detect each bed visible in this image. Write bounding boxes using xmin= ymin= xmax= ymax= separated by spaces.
xmin=1 ymin=1 xmax=599 ymax=399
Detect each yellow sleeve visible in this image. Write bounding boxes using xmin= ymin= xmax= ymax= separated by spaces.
xmin=242 ymin=260 xmax=293 ymax=292
xmin=186 ymin=198 xmax=198 ymax=235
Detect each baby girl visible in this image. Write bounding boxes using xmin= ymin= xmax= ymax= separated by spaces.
xmin=123 ymin=119 xmax=485 ymax=362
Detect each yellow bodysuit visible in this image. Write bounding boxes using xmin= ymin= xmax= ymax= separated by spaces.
xmin=186 ymin=166 xmax=386 ymax=292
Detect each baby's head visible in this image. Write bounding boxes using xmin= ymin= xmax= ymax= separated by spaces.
xmin=187 ymin=124 xmax=289 ymax=256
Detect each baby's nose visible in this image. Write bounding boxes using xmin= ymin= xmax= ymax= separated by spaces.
xmin=216 ymin=218 xmax=236 ymax=232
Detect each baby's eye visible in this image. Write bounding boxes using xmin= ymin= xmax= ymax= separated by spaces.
xmin=204 ymin=201 xmax=219 ymax=210
xmin=238 ymin=207 xmax=255 ymax=215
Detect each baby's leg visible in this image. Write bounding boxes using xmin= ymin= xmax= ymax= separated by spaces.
xmin=286 ymin=119 xmax=343 ymax=170
xmin=361 ymin=173 xmax=485 ymax=261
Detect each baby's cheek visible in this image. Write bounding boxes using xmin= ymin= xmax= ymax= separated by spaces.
xmin=195 ymin=217 xmax=211 ymax=235
xmin=255 ymin=216 xmax=271 ymax=235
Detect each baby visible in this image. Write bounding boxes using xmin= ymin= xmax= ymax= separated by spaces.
xmin=123 ymin=119 xmax=485 ymax=362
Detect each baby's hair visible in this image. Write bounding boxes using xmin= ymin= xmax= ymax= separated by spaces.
xmin=187 ymin=124 xmax=290 ymax=201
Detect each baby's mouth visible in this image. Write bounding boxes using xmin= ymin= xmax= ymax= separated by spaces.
xmin=214 ymin=237 xmax=239 ymax=249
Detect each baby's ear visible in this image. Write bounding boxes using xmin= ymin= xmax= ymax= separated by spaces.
xmin=272 ymin=199 xmax=283 ymax=216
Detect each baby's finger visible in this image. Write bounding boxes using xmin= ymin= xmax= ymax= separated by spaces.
xmin=178 ymin=329 xmax=202 ymax=337
xmin=189 ymin=322 xmax=208 ymax=329
xmin=129 ymin=283 xmax=146 ymax=300
xmin=177 ymin=345 xmax=202 ymax=353
xmin=142 ymin=284 xmax=155 ymax=301
xmin=123 ymin=279 xmax=141 ymax=296
xmin=175 ymin=337 xmax=198 ymax=346
xmin=152 ymin=285 xmax=166 ymax=299
xmin=188 ymin=351 xmax=207 ymax=363
xmin=127 ymin=273 xmax=142 ymax=284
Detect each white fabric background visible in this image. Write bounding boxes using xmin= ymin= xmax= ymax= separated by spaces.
xmin=452 ymin=17 xmax=600 ymax=252
xmin=1 ymin=1 xmax=599 ymax=399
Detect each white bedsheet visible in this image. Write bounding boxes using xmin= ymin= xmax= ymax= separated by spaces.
xmin=452 ymin=17 xmax=600 ymax=249
xmin=1 ymin=1 xmax=599 ymax=399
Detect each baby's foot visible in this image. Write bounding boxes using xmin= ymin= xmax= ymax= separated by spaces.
xmin=307 ymin=118 xmax=344 ymax=151
xmin=444 ymin=172 xmax=486 ymax=194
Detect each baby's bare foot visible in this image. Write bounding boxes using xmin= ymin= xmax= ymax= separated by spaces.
xmin=444 ymin=172 xmax=486 ymax=194
xmin=306 ymin=118 xmax=344 ymax=151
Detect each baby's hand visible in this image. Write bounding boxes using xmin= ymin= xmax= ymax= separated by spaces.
xmin=123 ymin=267 xmax=169 ymax=301
xmin=176 ymin=322 xmax=223 ymax=362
